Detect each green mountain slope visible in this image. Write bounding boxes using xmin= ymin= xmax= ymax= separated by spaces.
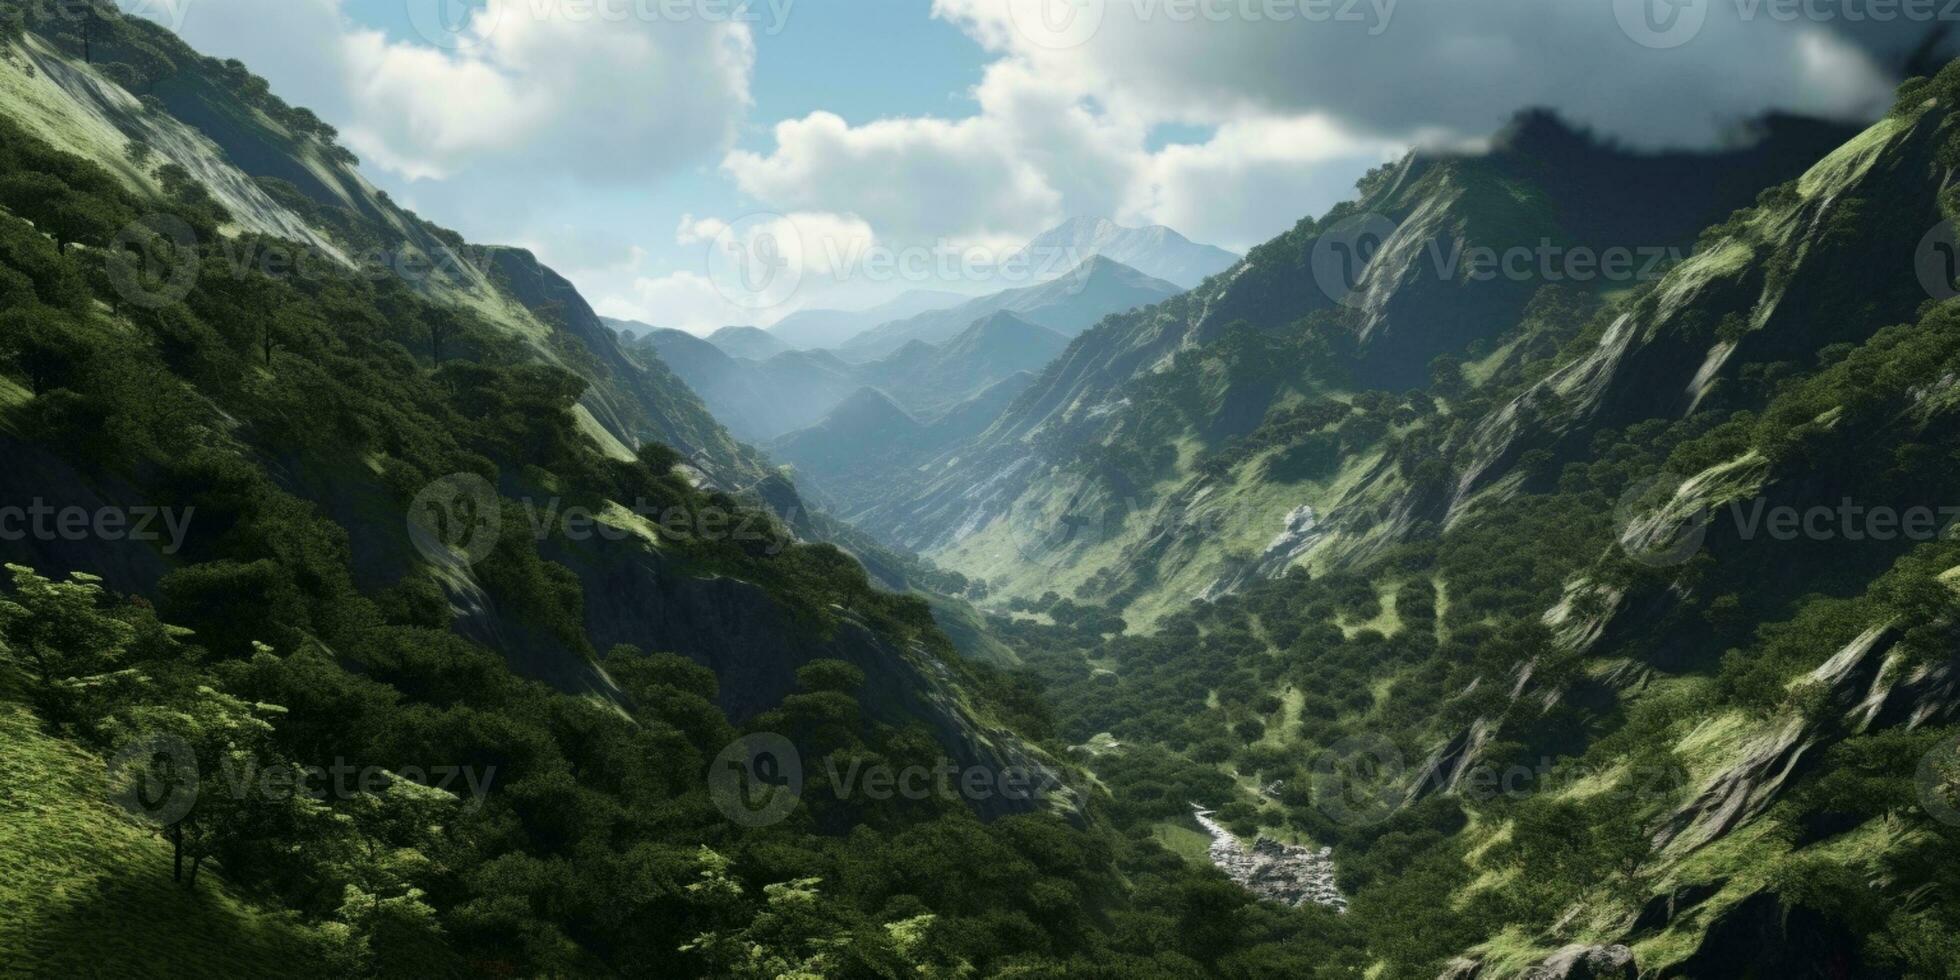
xmin=859 ymin=110 xmax=1859 ymax=626
xmin=973 ymin=75 xmax=1960 ymax=978
xmin=0 ymin=14 xmax=1200 ymax=975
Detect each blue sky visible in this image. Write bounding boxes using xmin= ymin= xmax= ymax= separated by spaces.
xmin=133 ymin=0 xmax=1912 ymax=332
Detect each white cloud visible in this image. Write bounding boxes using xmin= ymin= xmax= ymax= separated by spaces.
xmin=723 ymin=107 xmax=1063 ymax=245
xmin=583 ymin=211 xmax=887 ymax=332
xmin=933 ymin=0 xmax=1899 ymax=148
xmin=723 ymin=57 xmax=1402 ymax=256
xmin=1131 ymin=116 xmax=1404 ymax=251
xmin=135 ymin=0 xmax=753 ymax=183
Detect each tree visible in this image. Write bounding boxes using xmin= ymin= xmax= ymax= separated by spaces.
xmin=109 ymin=683 xmax=292 ymax=885
xmin=424 ymin=305 xmax=462 ymax=366
xmin=41 ymin=195 xmax=125 ymax=254
xmin=0 ymin=307 xmax=93 ymax=395
xmin=0 ymin=565 xmax=136 ymax=726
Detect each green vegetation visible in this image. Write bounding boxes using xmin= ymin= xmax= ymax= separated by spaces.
xmin=10 ymin=11 xmax=1960 ymax=978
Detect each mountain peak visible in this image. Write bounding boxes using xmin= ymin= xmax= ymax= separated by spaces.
xmin=824 ymin=386 xmax=922 ymax=431
xmin=1019 ymin=217 xmax=1237 ymax=290
xmin=706 ymin=325 xmax=789 ymax=361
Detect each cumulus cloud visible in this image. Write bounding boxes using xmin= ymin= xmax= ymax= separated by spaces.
xmin=1130 ymin=116 xmax=1403 ymax=250
xmin=586 ymin=211 xmax=891 ymax=332
xmin=130 ymin=0 xmax=752 ymax=182
xmin=722 ymin=107 xmax=1064 ymax=245
xmin=723 ymin=55 xmax=1403 ymax=255
xmin=934 ymin=0 xmax=1902 ymax=148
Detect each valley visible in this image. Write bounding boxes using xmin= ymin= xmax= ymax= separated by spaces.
xmin=3 ymin=3 xmax=1960 ymax=978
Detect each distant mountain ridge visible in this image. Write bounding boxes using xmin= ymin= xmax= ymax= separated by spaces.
xmin=849 ymin=108 xmax=1863 ymax=616
xmin=628 ymin=259 xmax=1173 ymax=443
xmin=705 ymin=325 xmax=789 ymax=360
xmin=1017 ymin=216 xmax=1238 ymax=289
xmin=766 ymin=288 xmax=969 ymax=350
xmin=837 ymin=255 xmax=1182 ymax=361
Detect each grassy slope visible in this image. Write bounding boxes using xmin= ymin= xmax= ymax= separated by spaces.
xmin=0 ymin=707 xmax=323 ymax=975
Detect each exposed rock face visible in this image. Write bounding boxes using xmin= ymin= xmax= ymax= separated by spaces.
xmin=1191 ymin=806 xmax=1346 ymax=911
xmin=1657 ymin=892 xmax=1872 ymax=979
xmin=1629 ymin=879 xmax=1727 ymax=934
xmin=1523 ymin=944 xmax=1636 ymax=980
xmin=1437 ymin=945 xmax=1636 ymax=980
xmin=1655 ymin=625 xmax=1902 ymax=852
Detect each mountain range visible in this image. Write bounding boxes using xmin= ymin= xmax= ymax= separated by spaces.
xmin=1014 ymin=216 xmax=1239 ymax=289
xmin=836 ymin=254 xmax=1183 ymax=361
xmin=763 ymin=287 xmax=968 ymax=350
xmin=630 ymin=256 xmax=1168 ymax=443
xmin=8 ymin=7 xmax=1960 ymax=978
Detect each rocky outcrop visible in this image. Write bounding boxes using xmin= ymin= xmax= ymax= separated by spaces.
xmin=1628 ymin=879 xmax=1726 ymax=934
xmin=1191 ymin=805 xmax=1346 ymax=911
xmin=1656 ymin=892 xmax=1872 ymax=979
xmin=1655 ymin=625 xmax=1898 ymax=852
xmin=1523 ymin=944 xmax=1636 ymax=980
xmin=1437 ymin=944 xmax=1636 ymax=980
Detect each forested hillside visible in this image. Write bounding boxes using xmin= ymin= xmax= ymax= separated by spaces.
xmin=6 ymin=3 xmax=1960 ymax=978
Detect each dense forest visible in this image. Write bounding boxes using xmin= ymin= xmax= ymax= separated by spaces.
xmin=4 ymin=2 xmax=1960 ymax=977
